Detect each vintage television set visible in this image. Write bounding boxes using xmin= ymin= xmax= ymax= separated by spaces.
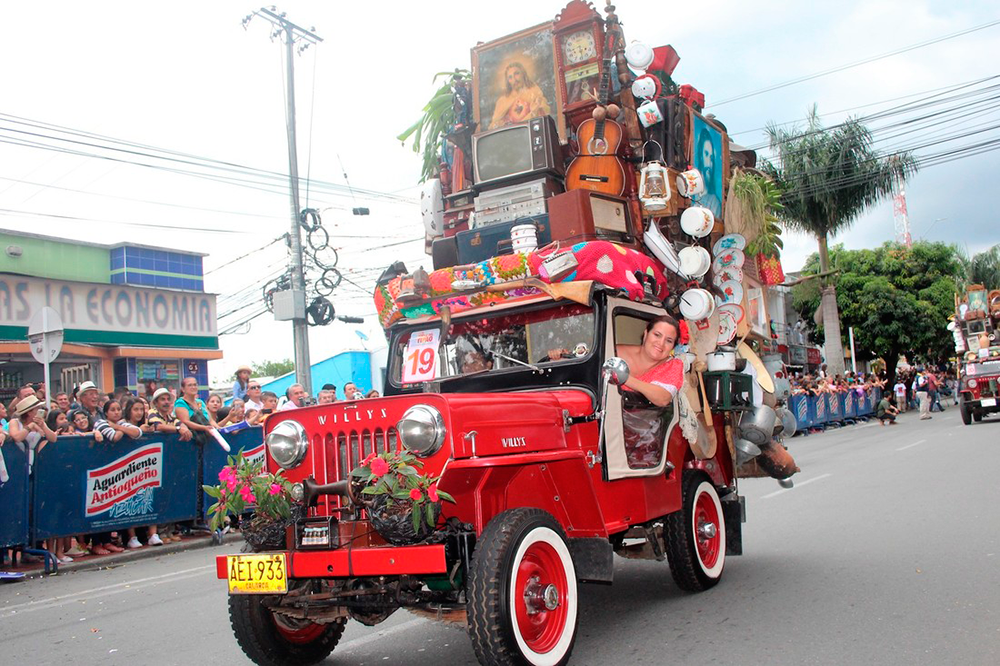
xmin=472 ymin=116 xmax=565 ymax=189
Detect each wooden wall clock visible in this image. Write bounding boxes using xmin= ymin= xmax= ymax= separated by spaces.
xmin=554 ymin=1 xmax=606 ymax=119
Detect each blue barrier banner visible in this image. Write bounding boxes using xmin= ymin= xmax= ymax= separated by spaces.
xmin=202 ymin=427 xmax=264 ymax=513
xmin=815 ymin=393 xmax=829 ymax=425
xmin=790 ymin=395 xmax=811 ymax=430
xmin=0 ymin=441 xmax=30 ymax=548
xmin=829 ymin=392 xmax=843 ymax=420
xmin=32 ymin=435 xmax=200 ymax=540
xmin=843 ymin=392 xmax=857 ymax=418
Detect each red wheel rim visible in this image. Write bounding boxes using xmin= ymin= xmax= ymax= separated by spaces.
xmin=513 ymin=540 xmax=570 ymax=654
xmin=273 ymin=615 xmax=326 ymax=644
xmin=694 ymin=488 xmax=721 ymax=570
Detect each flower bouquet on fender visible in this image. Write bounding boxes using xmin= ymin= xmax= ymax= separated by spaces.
xmin=203 ymin=451 xmax=300 ymax=550
xmin=351 ymin=450 xmax=454 ymax=545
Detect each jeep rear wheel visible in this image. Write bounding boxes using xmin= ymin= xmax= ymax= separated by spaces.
xmin=664 ymin=474 xmax=726 ymax=592
xmin=467 ymin=508 xmax=578 ymax=666
xmin=229 ymin=594 xmax=345 ymax=666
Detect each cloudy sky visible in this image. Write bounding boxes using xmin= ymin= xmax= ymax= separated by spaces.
xmin=1 ymin=1 xmax=997 ymax=382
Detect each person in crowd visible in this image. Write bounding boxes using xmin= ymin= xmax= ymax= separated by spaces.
xmin=73 ymin=381 xmax=102 ymax=430
xmin=232 ymin=365 xmax=252 ymax=402
xmin=0 ymin=402 xmax=8 ymax=430
xmin=53 ymin=392 xmax=71 ymax=412
xmin=45 ymin=408 xmax=71 ymax=435
xmin=893 ymin=378 xmax=907 ymax=413
xmin=147 ymin=388 xmax=193 ymax=441
xmin=142 ymin=380 xmax=158 ymax=403
xmin=343 ymin=382 xmax=362 ymax=400
xmin=261 ymin=391 xmax=278 ymax=413
xmin=98 ymin=392 xmax=111 ymax=411
xmin=33 ymin=382 xmax=47 ymax=405
xmin=119 ymin=396 xmax=163 ymax=549
xmin=927 ymin=370 xmax=944 ymax=412
xmin=206 ymin=393 xmax=224 ymax=424
xmin=317 ymin=389 xmax=335 ymax=404
xmin=913 ymin=369 xmax=931 ymax=420
xmin=174 ymin=376 xmax=216 ymax=436
xmin=217 ymin=399 xmax=246 ymax=427
xmin=459 ymin=351 xmax=493 ymax=374
xmin=8 ymin=384 xmax=36 ymax=416
xmin=876 ymin=393 xmax=900 ymax=425
xmin=94 ymin=400 xmax=142 ymax=443
xmin=615 ymin=316 xmax=684 ymax=408
xmin=68 ymin=409 xmax=92 ymax=434
xmin=366 ymin=389 xmax=380 ymax=399
xmin=9 ymin=396 xmax=62 ymax=560
xmin=321 ymin=383 xmax=338 ymax=401
xmin=281 ymin=384 xmax=307 ymax=411
xmin=244 ymin=381 xmax=264 ymax=412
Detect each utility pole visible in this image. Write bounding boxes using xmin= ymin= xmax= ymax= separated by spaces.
xmin=245 ymin=7 xmax=322 ymax=397
xmin=892 ymin=171 xmax=911 ymax=248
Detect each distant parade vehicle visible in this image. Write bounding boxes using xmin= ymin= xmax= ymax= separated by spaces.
xmin=952 ymin=285 xmax=1000 ymax=424
xmin=216 ymin=2 xmax=800 ymax=664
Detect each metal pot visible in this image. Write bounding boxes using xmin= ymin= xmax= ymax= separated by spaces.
xmin=707 ymin=349 xmax=736 ymax=372
xmin=737 ymin=404 xmax=778 ymax=446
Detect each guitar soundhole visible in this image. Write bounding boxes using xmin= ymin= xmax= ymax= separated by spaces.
xmin=588 ymin=137 xmax=608 ymax=155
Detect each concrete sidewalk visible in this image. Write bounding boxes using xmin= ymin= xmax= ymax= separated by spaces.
xmin=3 ymin=530 xmax=245 ymax=579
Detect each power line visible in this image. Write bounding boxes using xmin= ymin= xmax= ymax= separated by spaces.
xmin=712 ymin=18 xmax=1000 ymax=107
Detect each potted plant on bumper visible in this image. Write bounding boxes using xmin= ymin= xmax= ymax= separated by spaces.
xmin=351 ymin=450 xmax=454 ymax=545
xmin=203 ymin=451 xmax=300 ymax=551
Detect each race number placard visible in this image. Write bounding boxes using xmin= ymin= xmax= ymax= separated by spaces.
xmin=402 ymin=329 xmax=440 ymax=383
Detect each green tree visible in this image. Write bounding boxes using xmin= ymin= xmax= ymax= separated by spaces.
xmin=956 ymin=243 xmax=1000 ymax=291
xmin=251 ymin=359 xmax=294 ymax=378
xmin=764 ymin=107 xmax=918 ymax=377
xmin=792 ymin=242 xmax=960 ymax=385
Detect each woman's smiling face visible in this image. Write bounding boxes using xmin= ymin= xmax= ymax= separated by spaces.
xmin=643 ymin=321 xmax=678 ymax=361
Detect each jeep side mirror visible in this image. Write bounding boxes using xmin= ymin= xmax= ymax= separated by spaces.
xmin=603 ymin=357 xmax=630 ymax=386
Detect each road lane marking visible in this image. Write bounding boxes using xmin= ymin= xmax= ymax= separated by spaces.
xmin=896 ymin=439 xmax=927 ymax=451
xmin=0 ymin=565 xmax=214 ymax=618
xmin=338 ymin=618 xmax=427 ymax=652
xmin=762 ymin=473 xmax=832 ymax=499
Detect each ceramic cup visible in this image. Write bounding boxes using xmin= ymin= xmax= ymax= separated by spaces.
xmin=676 ymin=168 xmax=706 ymax=197
xmin=637 ymin=99 xmax=664 ymax=128
xmin=679 ymin=288 xmax=715 ymax=321
xmin=678 ymin=245 xmax=711 ymax=278
xmin=680 ymin=206 xmax=715 ymax=238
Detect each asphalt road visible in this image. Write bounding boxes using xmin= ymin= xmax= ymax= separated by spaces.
xmin=3 ymin=408 xmax=998 ymax=666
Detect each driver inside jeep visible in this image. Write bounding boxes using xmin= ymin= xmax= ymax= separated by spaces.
xmin=615 ymin=315 xmax=683 ymax=468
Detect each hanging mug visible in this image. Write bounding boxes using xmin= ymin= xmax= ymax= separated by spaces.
xmin=676 ymin=168 xmax=706 ymax=197
xmin=636 ymin=99 xmax=664 ymax=128
xmin=680 ymin=206 xmax=715 ymax=238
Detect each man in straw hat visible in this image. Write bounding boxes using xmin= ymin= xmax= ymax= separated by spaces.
xmin=76 ymin=380 xmax=102 ymax=430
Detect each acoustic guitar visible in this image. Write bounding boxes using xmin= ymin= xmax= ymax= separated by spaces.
xmin=565 ymin=25 xmax=625 ymax=197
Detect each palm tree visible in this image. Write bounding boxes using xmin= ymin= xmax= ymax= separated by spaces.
xmin=956 ymin=244 xmax=1000 ymax=291
xmin=763 ymin=107 xmax=918 ymax=377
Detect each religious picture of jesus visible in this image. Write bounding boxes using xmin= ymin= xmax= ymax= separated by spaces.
xmin=473 ymin=23 xmax=564 ymax=141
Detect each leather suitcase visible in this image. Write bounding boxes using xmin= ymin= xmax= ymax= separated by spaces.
xmin=456 ymin=216 xmax=552 ymax=264
xmin=547 ymin=190 xmax=634 ymax=245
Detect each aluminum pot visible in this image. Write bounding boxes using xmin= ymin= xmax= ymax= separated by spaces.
xmin=707 ymin=349 xmax=736 ymax=372
xmin=737 ymin=404 xmax=778 ymax=446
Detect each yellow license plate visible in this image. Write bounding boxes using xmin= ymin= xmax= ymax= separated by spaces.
xmin=226 ymin=553 xmax=288 ymax=594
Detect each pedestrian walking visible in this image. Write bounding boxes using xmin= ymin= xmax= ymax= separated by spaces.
xmin=914 ymin=370 xmax=931 ymax=420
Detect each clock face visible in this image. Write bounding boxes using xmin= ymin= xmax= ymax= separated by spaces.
xmin=562 ymin=29 xmax=597 ymax=65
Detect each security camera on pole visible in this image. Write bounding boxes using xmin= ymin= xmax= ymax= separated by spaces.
xmin=27 ymin=306 xmax=64 ymax=410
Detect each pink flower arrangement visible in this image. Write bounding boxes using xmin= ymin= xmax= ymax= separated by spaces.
xmin=203 ymin=451 xmax=295 ymax=533
xmin=369 ymin=457 xmax=389 ymax=477
xmin=351 ymin=450 xmax=455 ymax=532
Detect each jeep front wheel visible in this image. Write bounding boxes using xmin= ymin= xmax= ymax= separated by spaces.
xmin=664 ymin=474 xmax=726 ymax=591
xmin=960 ymin=398 xmax=972 ymax=425
xmin=467 ymin=508 xmax=578 ymax=666
xmin=229 ymin=594 xmax=345 ymax=666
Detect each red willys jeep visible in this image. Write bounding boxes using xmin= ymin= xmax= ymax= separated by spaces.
xmin=217 ymin=287 xmax=745 ymax=666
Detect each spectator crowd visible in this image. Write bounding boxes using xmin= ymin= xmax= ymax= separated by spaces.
xmin=1 ymin=368 xmax=377 ymax=569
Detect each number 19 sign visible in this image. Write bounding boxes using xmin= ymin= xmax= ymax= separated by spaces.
xmin=402 ymin=329 xmax=440 ymax=383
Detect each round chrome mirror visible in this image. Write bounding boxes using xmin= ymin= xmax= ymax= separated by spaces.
xmin=602 ymin=357 xmax=630 ymax=386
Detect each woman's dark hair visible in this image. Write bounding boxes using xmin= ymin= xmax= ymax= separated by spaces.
xmin=644 ymin=315 xmax=681 ymax=340
xmin=120 ymin=396 xmax=146 ymax=426
xmin=46 ymin=408 xmax=66 ymax=432
xmin=102 ymin=399 xmax=120 ymax=417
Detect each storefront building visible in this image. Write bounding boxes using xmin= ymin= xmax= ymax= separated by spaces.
xmin=0 ymin=231 xmax=220 ymax=403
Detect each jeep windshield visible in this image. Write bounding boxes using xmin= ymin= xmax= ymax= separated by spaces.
xmin=389 ymin=302 xmax=596 ymax=388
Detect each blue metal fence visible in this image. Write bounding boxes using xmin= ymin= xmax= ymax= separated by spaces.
xmin=0 ymin=426 xmax=264 ymax=549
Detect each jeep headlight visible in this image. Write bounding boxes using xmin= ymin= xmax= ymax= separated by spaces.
xmin=266 ymin=420 xmax=309 ymax=469
xmin=397 ymin=405 xmax=445 ymax=457
xmin=967 ymin=379 xmax=978 ymax=389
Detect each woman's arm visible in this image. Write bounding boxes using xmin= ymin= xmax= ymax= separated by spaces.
xmin=622 ymin=376 xmax=674 ymax=407
xmin=33 ymin=413 xmax=57 ymax=443
xmin=8 ymin=419 xmax=28 ymax=442
xmin=174 ymin=405 xmax=213 ymax=433
xmin=116 ymin=422 xmax=143 ymax=439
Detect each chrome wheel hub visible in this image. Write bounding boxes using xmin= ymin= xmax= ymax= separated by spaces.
xmin=523 ymin=576 xmax=560 ymax=615
xmin=698 ymin=521 xmax=718 ymax=541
